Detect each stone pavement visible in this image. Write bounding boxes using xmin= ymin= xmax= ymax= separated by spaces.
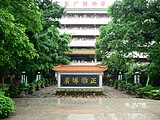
xmin=24 ymin=85 xmax=133 ymax=98
xmin=6 ymin=86 xmax=160 ymax=120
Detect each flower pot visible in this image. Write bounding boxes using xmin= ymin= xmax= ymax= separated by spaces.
xmin=136 ymin=92 xmax=143 ymax=98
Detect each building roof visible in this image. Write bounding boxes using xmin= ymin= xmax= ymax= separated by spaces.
xmin=53 ymin=64 xmax=108 ymax=72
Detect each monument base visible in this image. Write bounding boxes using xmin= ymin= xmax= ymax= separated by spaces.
xmin=55 ymin=88 xmax=104 ymax=97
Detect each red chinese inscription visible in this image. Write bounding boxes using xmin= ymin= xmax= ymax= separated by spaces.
xmin=74 ymin=1 xmax=78 ymax=6
xmin=101 ymin=1 xmax=105 ymax=6
xmin=83 ymin=1 xmax=88 ymax=6
xmin=65 ymin=1 xmax=69 ymax=7
xmin=92 ymin=1 xmax=97 ymax=7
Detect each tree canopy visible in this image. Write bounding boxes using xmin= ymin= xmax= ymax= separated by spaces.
xmin=0 ymin=0 xmax=42 ymax=75
xmin=96 ymin=0 xmax=160 ymax=79
xmin=0 ymin=0 xmax=71 ymax=80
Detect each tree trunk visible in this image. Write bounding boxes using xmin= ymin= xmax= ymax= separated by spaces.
xmin=2 ymin=76 xmax=4 ymax=90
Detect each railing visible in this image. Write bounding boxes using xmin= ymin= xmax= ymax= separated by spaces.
xmin=70 ymin=61 xmax=102 ymax=65
xmin=59 ymin=18 xmax=111 ymax=25
xmin=69 ymin=40 xmax=96 ymax=47
xmin=59 ymin=29 xmax=100 ymax=36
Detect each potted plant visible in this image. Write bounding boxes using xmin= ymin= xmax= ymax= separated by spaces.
xmin=130 ymin=83 xmax=142 ymax=95
xmin=109 ymin=79 xmax=115 ymax=87
xmin=41 ymin=78 xmax=46 ymax=88
xmin=114 ymin=80 xmax=118 ymax=89
xmin=28 ymin=82 xmax=36 ymax=94
xmin=45 ymin=79 xmax=50 ymax=87
xmin=118 ymin=80 xmax=125 ymax=91
xmin=18 ymin=83 xmax=29 ymax=97
xmin=36 ymin=80 xmax=42 ymax=90
xmin=106 ymin=78 xmax=110 ymax=86
xmin=124 ymin=83 xmax=132 ymax=94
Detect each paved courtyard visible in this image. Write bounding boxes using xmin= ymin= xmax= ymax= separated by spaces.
xmin=6 ymin=86 xmax=160 ymax=120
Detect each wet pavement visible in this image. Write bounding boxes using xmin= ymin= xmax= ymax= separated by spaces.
xmin=6 ymin=86 xmax=160 ymax=120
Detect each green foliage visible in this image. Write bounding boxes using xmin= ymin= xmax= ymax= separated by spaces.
xmin=148 ymin=44 xmax=160 ymax=75
xmin=109 ymin=79 xmax=115 ymax=86
xmin=0 ymin=91 xmax=15 ymax=118
xmin=118 ymin=80 xmax=126 ymax=88
xmin=36 ymin=80 xmax=43 ymax=86
xmin=0 ymin=8 xmax=38 ymax=68
xmin=0 ymin=0 xmax=71 ymax=81
xmin=131 ymin=83 xmax=143 ymax=92
xmin=124 ymin=83 xmax=133 ymax=90
xmin=19 ymin=83 xmax=29 ymax=92
xmin=96 ymin=0 xmax=160 ymax=82
xmin=8 ymin=85 xmax=19 ymax=97
xmin=138 ymin=85 xmax=154 ymax=94
xmin=152 ymin=90 xmax=160 ymax=100
xmin=102 ymin=52 xmax=127 ymax=74
xmin=125 ymin=62 xmax=148 ymax=80
xmin=21 ymin=0 xmax=71 ymax=75
xmin=29 ymin=82 xmax=36 ymax=90
xmin=114 ymin=80 xmax=118 ymax=88
xmin=0 ymin=0 xmax=42 ymax=79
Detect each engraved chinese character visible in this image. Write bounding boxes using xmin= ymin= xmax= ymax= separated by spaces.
xmin=74 ymin=1 xmax=78 ymax=6
xmin=65 ymin=1 xmax=69 ymax=7
xmin=64 ymin=77 xmax=70 ymax=84
xmin=81 ymin=77 xmax=88 ymax=84
xmin=83 ymin=1 xmax=88 ymax=6
xmin=101 ymin=1 xmax=105 ymax=7
xmin=72 ymin=77 xmax=79 ymax=84
xmin=92 ymin=1 xmax=97 ymax=7
xmin=90 ymin=78 xmax=97 ymax=84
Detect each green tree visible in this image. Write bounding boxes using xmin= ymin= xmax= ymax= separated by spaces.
xmin=0 ymin=0 xmax=42 ymax=81
xmin=96 ymin=0 xmax=160 ymax=85
xmin=20 ymin=0 xmax=71 ymax=79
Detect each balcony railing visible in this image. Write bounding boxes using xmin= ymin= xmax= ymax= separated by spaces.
xmin=59 ymin=18 xmax=111 ymax=25
xmin=70 ymin=60 xmax=102 ymax=65
xmin=69 ymin=40 xmax=96 ymax=47
xmin=60 ymin=29 xmax=100 ymax=36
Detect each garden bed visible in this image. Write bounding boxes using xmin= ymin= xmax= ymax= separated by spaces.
xmin=55 ymin=88 xmax=104 ymax=97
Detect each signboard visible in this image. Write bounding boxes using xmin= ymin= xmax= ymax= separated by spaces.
xmin=61 ymin=75 xmax=99 ymax=87
xmin=55 ymin=0 xmax=116 ymax=8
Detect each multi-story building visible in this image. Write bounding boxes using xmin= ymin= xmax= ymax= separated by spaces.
xmin=57 ymin=0 xmax=115 ymax=64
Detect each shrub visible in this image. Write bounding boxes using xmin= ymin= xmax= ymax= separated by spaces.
xmin=109 ymin=79 xmax=115 ymax=86
xmin=0 ymin=91 xmax=15 ymax=118
xmin=8 ymin=84 xmax=19 ymax=98
xmin=131 ymin=83 xmax=143 ymax=92
xmin=114 ymin=80 xmax=118 ymax=89
xmin=138 ymin=85 xmax=154 ymax=94
xmin=29 ymin=82 xmax=36 ymax=90
xmin=118 ymin=80 xmax=126 ymax=89
xmin=19 ymin=83 xmax=29 ymax=92
xmin=124 ymin=83 xmax=133 ymax=90
xmin=146 ymin=89 xmax=160 ymax=99
xmin=153 ymin=90 xmax=160 ymax=100
xmin=36 ymin=80 xmax=42 ymax=86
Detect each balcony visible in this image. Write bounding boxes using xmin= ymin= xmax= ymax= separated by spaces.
xmin=70 ymin=60 xmax=102 ymax=65
xmin=59 ymin=18 xmax=111 ymax=25
xmin=59 ymin=29 xmax=100 ymax=36
xmin=70 ymin=39 xmax=96 ymax=47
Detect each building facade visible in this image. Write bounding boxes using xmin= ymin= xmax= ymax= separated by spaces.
xmin=57 ymin=0 xmax=115 ymax=64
